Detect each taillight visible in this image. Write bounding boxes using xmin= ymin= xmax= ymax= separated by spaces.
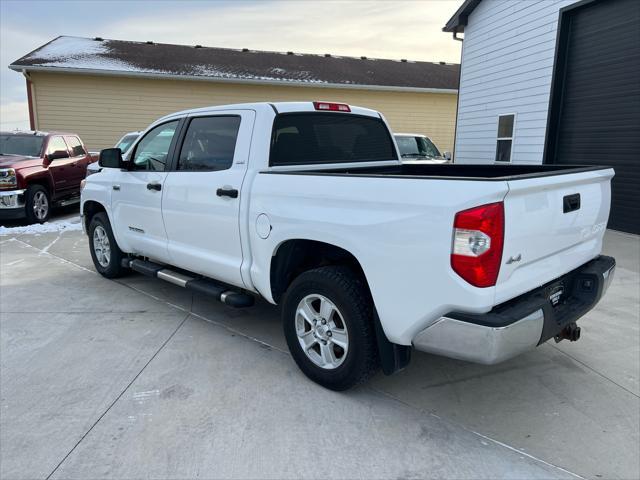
xmin=451 ymin=202 xmax=504 ymax=288
xmin=313 ymin=101 xmax=350 ymax=112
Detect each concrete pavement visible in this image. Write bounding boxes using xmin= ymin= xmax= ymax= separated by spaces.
xmin=1 ymin=215 xmax=638 ymax=479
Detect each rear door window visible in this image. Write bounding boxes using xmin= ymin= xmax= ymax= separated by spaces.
xmin=177 ymin=116 xmax=241 ymax=171
xmin=270 ymin=113 xmax=397 ymax=166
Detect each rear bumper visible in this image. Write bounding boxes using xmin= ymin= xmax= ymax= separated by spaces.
xmin=0 ymin=189 xmax=26 ymax=220
xmin=413 ymin=255 xmax=616 ymax=364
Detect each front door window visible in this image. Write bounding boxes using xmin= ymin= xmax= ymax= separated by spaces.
xmin=130 ymin=121 xmax=179 ymax=171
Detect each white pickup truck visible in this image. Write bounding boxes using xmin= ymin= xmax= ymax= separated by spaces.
xmin=81 ymin=101 xmax=616 ymax=390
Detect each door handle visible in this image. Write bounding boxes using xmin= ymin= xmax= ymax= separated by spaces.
xmin=147 ymin=182 xmax=162 ymax=191
xmin=216 ymin=187 xmax=238 ymax=198
xmin=112 ymin=184 xmax=121 ymax=191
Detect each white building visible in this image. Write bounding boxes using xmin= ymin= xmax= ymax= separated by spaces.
xmin=444 ymin=0 xmax=639 ymax=234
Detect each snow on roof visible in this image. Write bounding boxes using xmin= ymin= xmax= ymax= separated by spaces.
xmin=16 ymin=36 xmax=169 ymax=74
xmin=10 ymin=36 xmax=460 ymax=91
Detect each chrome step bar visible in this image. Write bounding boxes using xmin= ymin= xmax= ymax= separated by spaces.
xmin=157 ymin=270 xmax=192 ymax=287
xmin=123 ymin=258 xmax=254 ymax=308
xmin=57 ymin=197 xmax=80 ymax=207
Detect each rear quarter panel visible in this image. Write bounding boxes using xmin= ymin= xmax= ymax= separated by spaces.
xmin=248 ymin=172 xmax=509 ymax=344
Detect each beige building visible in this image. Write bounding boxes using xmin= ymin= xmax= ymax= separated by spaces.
xmin=10 ymin=36 xmax=459 ymax=152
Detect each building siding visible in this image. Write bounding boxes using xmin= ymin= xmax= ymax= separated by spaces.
xmin=454 ymin=0 xmax=578 ymax=164
xmin=28 ymin=72 xmax=457 ymax=152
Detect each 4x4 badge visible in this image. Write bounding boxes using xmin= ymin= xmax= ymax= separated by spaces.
xmin=506 ymin=254 xmax=522 ymax=264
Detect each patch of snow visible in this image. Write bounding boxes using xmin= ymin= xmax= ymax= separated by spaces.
xmin=28 ymin=36 xmax=108 ymax=61
xmin=39 ymin=57 xmax=167 ymax=73
xmin=24 ymin=39 xmax=337 ymax=85
xmin=26 ymin=36 xmax=168 ymax=74
xmin=189 ymin=64 xmax=326 ymax=83
xmin=0 ymin=217 xmax=82 ymax=236
xmin=24 ymin=36 xmax=330 ymax=83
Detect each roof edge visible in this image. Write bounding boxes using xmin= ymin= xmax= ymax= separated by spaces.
xmin=10 ymin=35 xmax=63 ymax=66
xmin=15 ymin=34 xmax=459 ymax=66
xmin=8 ymin=64 xmax=458 ymax=94
xmin=443 ymin=0 xmax=482 ymax=33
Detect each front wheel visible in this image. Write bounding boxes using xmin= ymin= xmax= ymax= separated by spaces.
xmin=25 ymin=185 xmax=50 ymax=224
xmin=88 ymin=212 xmax=127 ymax=278
xmin=282 ymin=266 xmax=380 ymax=390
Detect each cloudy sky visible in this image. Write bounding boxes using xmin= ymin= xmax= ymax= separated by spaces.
xmin=1 ymin=0 xmax=463 ymax=130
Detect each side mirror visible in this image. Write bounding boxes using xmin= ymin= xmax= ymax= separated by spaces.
xmin=443 ymin=151 xmax=452 ymax=161
xmin=47 ymin=150 xmax=69 ymax=161
xmin=99 ymin=148 xmax=126 ymax=169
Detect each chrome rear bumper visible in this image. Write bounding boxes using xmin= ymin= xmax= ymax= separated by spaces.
xmin=413 ymin=255 xmax=616 ymax=364
xmin=413 ymin=309 xmax=543 ymax=364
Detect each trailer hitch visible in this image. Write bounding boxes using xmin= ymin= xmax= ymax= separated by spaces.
xmin=554 ymin=322 xmax=581 ymax=343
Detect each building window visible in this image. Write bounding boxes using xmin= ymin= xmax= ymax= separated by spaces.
xmin=495 ymin=114 xmax=515 ymax=162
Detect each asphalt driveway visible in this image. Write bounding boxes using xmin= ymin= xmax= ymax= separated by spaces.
xmin=1 ymin=214 xmax=638 ymax=479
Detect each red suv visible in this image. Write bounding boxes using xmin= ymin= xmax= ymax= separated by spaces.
xmin=0 ymin=131 xmax=97 ymax=223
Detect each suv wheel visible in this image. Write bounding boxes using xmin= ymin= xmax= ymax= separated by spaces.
xmin=25 ymin=185 xmax=50 ymax=224
xmin=88 ymin=212 xmax=127 ymax=278
xmin=282 ymin=266 xmax=380 ymax=390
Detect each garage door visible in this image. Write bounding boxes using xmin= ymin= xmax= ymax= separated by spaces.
xmin=546 ymin=0 xmax=640 ymax=234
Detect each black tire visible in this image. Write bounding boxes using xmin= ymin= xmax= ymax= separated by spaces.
xmin=88 ymin=212 xmax=127 ymax=278
xmin=282 ymin=266 xmax=380 ymax=391
xmin=25 ymin=184 xmax=50 ymax=224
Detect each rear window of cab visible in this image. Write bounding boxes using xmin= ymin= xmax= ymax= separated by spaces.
xmin=270 ymin=113 xmax=397 ymax=166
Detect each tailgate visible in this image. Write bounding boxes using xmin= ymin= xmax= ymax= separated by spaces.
xmin=495 ymin=167 xmax=614 ymax=304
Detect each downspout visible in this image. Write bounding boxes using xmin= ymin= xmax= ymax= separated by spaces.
xmin=451 ymin=28 xmax=464 ymax=162
xmin=21 ymin=69 xmax=36 ymax=131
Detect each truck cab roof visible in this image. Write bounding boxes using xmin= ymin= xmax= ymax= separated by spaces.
xmin=156 ymin=101 xmax=381 ymax=124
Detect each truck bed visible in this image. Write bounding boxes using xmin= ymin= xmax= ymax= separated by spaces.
xmin=265 ymin=163 xmax=609 ymax=181
xmin=254 ymin=160 xmax=614 ymax=344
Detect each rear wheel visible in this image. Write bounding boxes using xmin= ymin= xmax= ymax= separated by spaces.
xmin=282 ymin=266 xmax=380 ymax=390
xmin=88 ymin=212 xmax=127 ymax=278
xmin=25 ymin=185 xmax=50 ymax=224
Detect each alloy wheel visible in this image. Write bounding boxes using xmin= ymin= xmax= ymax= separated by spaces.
xmin=295 ymin=294 xmax=349 ymax=369
xmin=93 ymin=225 xmax=111 ymax=267
xmin=33 ymin=191 xmax=49 ymax=220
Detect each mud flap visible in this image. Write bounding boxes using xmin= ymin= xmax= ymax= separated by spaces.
xmin=374 ymin=310 xmax=412 ymax=375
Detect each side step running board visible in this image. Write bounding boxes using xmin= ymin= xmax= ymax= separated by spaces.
xmin=123 ymin=258 xmax=254 ymax=308
xmin=57 ymin=196 xmax=81 ymax=207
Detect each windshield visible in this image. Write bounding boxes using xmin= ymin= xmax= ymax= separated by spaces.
xmin=395 ymin=136 xmax=441 ymax=158
xmin=0 ymin=135 xmax=44 ymax=157
xmin=115 ymin=133 xmax=139 ymax=153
